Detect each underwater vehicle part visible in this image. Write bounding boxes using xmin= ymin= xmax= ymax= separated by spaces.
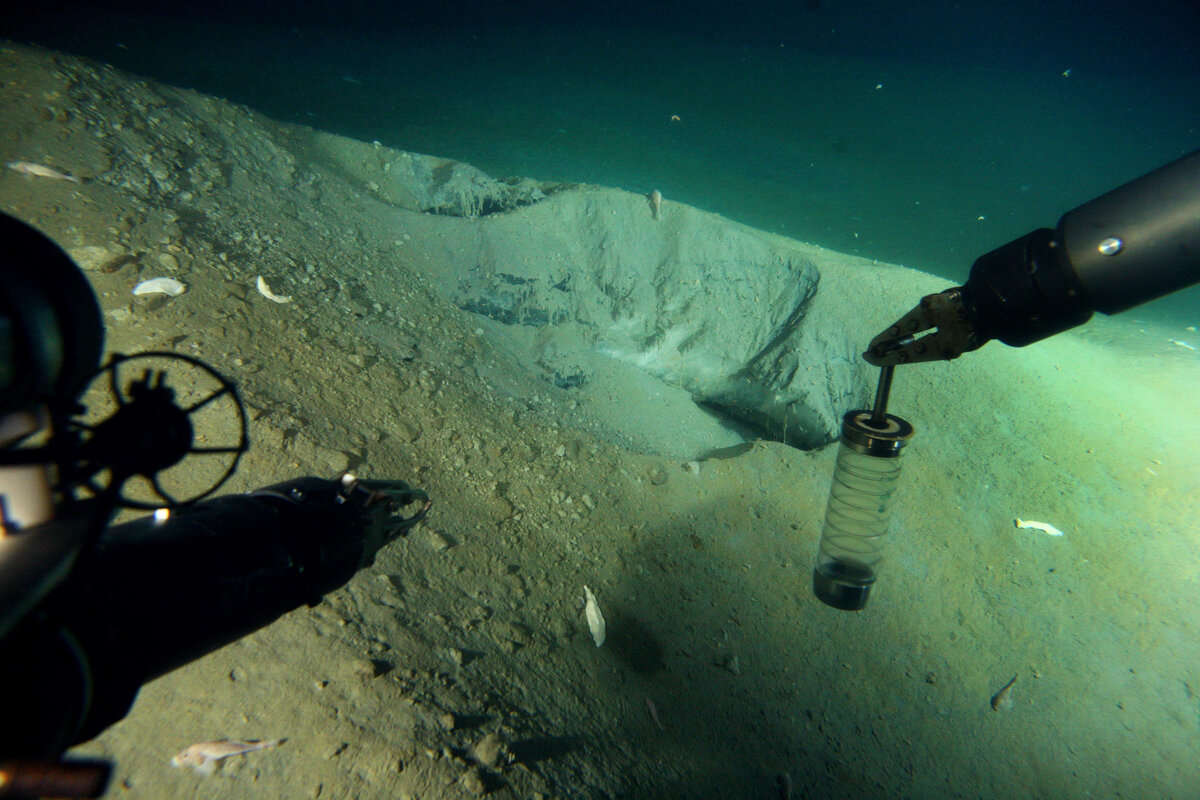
xmin=812 ymin=366 xmax=913 ymax=611
xmin=0 ymin=473 xmax=430 ymax=759
xmin=866 ymin=148 xmax=1200 ymax=366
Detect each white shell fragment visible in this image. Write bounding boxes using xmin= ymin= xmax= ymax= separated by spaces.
xmin=1014 ymin=518 xmax=1064 ymax=537
xmin=132 ymin=277 xmax=186 ymax=297
xmin=583 ymin=585 xmax=606 ymax=647
xmin=255 ymin=275 xmax=292 ymax=303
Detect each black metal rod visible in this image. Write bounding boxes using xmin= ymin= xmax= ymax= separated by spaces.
xmin=870 ymin=366 xmax=894 ymax=427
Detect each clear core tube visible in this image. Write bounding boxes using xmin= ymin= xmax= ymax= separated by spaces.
xmin=812 ymin=410 xmax=913 ymax=610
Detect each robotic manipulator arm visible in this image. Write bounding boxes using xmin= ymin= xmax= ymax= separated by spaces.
xmin=811 ymin=150 xmax=1198 ymax=614
xmin=0 ymin=215 xmax=430 ymax=796
xmin=865 ymin=149 xmax=1200 ymax=367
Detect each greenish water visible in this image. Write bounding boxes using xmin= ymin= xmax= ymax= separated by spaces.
xmin=5 ymin=3 xmax=1198 ymax=321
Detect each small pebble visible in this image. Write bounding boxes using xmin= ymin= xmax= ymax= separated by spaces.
xmin=350 ymin=658 xmax=378 ymax=680
xmin=462 ymin=767 xmax=487 ymax=795
xmin=69 ymin=244 xmax=126 ymax=272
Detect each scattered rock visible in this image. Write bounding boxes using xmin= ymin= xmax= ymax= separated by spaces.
xmin=395 ymin=419 xmax=421 ymax=442
xmin=461 ymin=767 xmax=487 ymax=796
xmin=287 ymin=434 xmax=351 ymax=473
xmin=68 ymin=243 xmax=128 ymax=272
xmin=427 ymin=530 xmax=453 ymax=552
xmin=350 ymin=658 xmax=379 ymax=681
xmin=470 ymin=732 xmax=503 ymax=768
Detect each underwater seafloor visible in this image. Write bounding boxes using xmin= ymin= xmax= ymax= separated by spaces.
xmin=2 ymin=42 xmax=1199 ymax=799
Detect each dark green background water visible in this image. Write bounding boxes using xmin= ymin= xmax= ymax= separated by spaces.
xmin=5 ymin=0 xmax=1198 ymax=319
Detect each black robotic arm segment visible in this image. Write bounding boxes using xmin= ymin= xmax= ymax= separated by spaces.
xmin=1058 ymin=149 xmax=1200 ymax=315
xmin=0 ymin=474 xmax=430 ymax=758
xmin=959 ymin=226 xmax=1094 ymax=348
xmin=867 ymin=149 xmax=1200 ymax=366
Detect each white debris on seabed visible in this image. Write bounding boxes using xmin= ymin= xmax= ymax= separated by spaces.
xmin=256 ymin=274 xmax=292 ymax=303
xmin=583 ymin=585 xmax=606 ymax=647
xmin=1014 ymin=518 xmax=1064 ymax=537
xmin=132 ymin=276 xmax=186 ymax=297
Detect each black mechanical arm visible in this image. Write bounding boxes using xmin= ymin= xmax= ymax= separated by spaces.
xmin=866 ymin=149 xmax=1200 ymax=366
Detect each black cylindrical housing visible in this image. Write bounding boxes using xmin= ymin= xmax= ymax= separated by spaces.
xmin=1060 ymin=149 xmax=1200 ymax=314
xmin=0 ymin=477 xmax=391 ymax=757
xmin=0 ymin=215 xmax=104 ymax=414
xmin=962 ymin=228 xmax=1094 ymax=347
xmin=961 ymin=149 xmax=1200 ymax=350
